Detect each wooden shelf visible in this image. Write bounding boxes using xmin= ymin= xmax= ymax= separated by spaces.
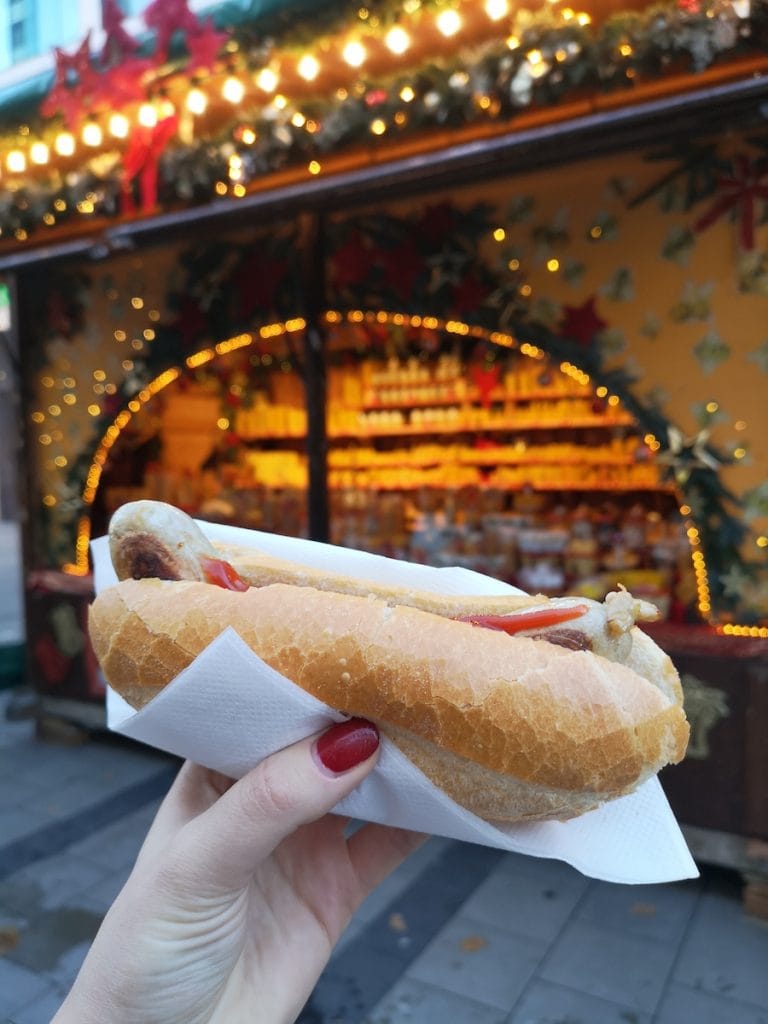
xmin=354 ymin=387 xmax=589 ymax=410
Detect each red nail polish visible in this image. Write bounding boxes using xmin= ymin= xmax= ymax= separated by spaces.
xmin=316 ymin=718 xmax=380 ymax=774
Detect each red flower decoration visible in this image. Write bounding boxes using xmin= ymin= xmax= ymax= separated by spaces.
xmin=559 ymin=296 xmax=607 ymax=346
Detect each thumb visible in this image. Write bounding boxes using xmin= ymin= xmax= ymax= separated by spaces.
xmin=164 ymin=719 xmax=380 ymax=894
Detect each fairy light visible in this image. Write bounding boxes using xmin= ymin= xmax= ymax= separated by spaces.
xmin=222 ymin=76 xmax=245 ymax=103
xmin=370 ymin=118 xmax=387 ymax=135
xmin=493 ymin=228 xmax=506 ymax=241
xmin=385 ymin=25 xmax=411 ymax=54
xmin=138 ymin=103 xmax=157 ymax=128
xmin=6 ymin=150 xmax=26 ymax=173
xmin=297 ymin=54 xmax=320 ymax=81
xmin=30 ymin=142 xmax=49 ymax=165
xmin=186 ymin=88 xmax=208 ymax=115
xmin=241 ymin=127 xmax=257 ymax=144
xmin=109 ymin=113 xmax=129 ymax=138
xmin=485 ymin=0 xmax=509 ymax=19
xmin=342 ymin=40 xmax=367 ymax=67
xmin=82 ymin=120 xmax=103 ymax=147
xmin=308 ymin=160 xmax=321 ymax=175
xmin=256 ymin=67 xmax=278 ymax=92
xmin=399 ymin=85 xmax=415 ymax=102
xmin=436 ymin=9 xmax=462 ymax=35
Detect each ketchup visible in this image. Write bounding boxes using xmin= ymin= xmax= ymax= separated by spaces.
xmin=458 ymin=603 xmax=588 ymax=635
xmin=200 ymin=556 xmax=250 ymax=592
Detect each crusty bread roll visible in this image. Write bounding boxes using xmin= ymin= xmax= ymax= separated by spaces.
xmin=89 ymin=577 xmax=689 ymax=822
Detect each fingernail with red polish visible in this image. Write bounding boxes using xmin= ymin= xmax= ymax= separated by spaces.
xmin=315 ymin=718 xmax=380 ymax=774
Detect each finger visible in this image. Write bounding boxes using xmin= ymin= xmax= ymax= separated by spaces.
xmin=347 ymin=824 xmax=428 ymax=897
xmin=161 ymin=719 xmax=380 ymax=895
xmin=137 ymin=762 xmax=236 ymax=865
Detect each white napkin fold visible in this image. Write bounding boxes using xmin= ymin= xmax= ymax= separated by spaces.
xmin=92 ymin=523 xmax=697 ymax=885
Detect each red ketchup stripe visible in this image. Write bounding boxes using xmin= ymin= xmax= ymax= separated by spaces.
xmin=457 ymin=603 xmax=588 ymax=635
xmin=200 ymin=556 xmax=250 ymax=591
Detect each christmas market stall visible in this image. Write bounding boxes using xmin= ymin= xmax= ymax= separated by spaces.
xmin=1 ymin=0 xmax=767 ymax=893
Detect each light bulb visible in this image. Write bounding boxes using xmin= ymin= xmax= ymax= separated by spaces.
xmin=109 ymin=113 xmax=129 ymax=138
xmin=186 ymin=88 xmax=208 ymax=115
xmin=6 ymin=150 xmax=26 ymax=173
xmin=436 ymin=9 xmax=462 ymax=36
xmin=297 ymin=54 xmax=320 ymax=81
xmin=256 ymin=67 xmax=278 ymax=92
xmin=30 ymin=142 xmax=49 ymax=164
xmin=138 ymin=103 xmax=157 ymax=128
xmin=82 ymin=121 xmax=103 ymax=147
xmin=385 ymin=25 xmax=411 ymax=54
xmin=54 ymin=132 xmax=75 ymax=156
xmin=342 ymin=40 xmax=367 ymax=67
xmin=485 ymin=0 xmax=509 ymax=18
xmin=222 ymin=76 xmax=245 ymax=103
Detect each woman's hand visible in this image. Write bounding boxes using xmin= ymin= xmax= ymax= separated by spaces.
xmin=53 ymin=719 xmax=424 ymax=1024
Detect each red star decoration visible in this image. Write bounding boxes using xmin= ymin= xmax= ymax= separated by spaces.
xmin=380 ymin=242 xmax=424 ymax=296
xmin=40 ymin=33 xmax=98 ymax=129
xmin=100 ymin=0 xmax=140 ymax=64
xmin=185 ymin=19 xmax=228 ymax=74
xmin=451 ymin=273 xmax=490 ymax=315
xmin=331 ymin=231 xmax=375 ymax=290
xmin=559 ymin=296 xmax=607 ymax=346
xmin=144 ymin=0 xmax=199 ymax=62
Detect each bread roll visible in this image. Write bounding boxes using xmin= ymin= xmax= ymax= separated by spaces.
xmin=89 ymin=578 xmax=689 ymax=822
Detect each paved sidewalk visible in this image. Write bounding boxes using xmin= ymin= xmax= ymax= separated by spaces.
xmin=1 ymin=687 xmax=768 ymax=1024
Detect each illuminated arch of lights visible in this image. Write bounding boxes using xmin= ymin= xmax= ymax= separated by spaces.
xmin=60 ymin=309 xmax=765 ymax=638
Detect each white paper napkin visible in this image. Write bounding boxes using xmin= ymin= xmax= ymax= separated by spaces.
xmin=92 ymin=522 xmax=697 ymax=885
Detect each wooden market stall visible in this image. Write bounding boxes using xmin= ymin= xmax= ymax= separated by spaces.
xmin=0 ymin=0 xmax=767 ymax=895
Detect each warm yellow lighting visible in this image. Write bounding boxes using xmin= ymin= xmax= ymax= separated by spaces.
xmin=619 ymin=42 xmax=633 ymax=57
xmin=82 ymin=121 xmax=103 ymax=147
xmin=436 ymin=9 xmax=462 ymax=35
xmin=138 ymin=103 xmax=157 ymax=128
xmin=485 ymin=0 xmax=509 ymax=19
xmin=233 ymin=183 xmax=246 ymax=197
xmin=590 ymin=225 xmax=602 ymax=239
xmin=222 ymin=76 xmax=245 ymax=103
xmin=88 ymin=404 xmax=100 ymax=416
xmin=370 ymin=118 xmax=387 ymax=135
xmin=343 ymin=40 xmax=367 ymax=67
xmin=241 ymin=127 xmax=257 ymax=144
xmin=256 ymin=67 xmax=278 ymax=92
xmin=291 ymin=111 xmax=306 ymax=128
xmin=43 ymin=213 xmax=55 ymax=225
xmin=53 ymin=131 xmax=75 ymax=157
xmin=493 ymin=228 xmax=506 ymax=241
xmin=508 ymin=258 xmax=519 ymax=270
xmin=143 ymin=329 xmax=155 ymax=340
xmin=43 ymin=494 xmax=56 ymax=507
xmin=734 ymin=447 xmax=747 ymax=459
xmin=109 ymin=113 xmax=129 ymax=138
xmin=297 ymin=54 xmax=320 ymax=80
xmin=577 ymin=11 xmax=591 ymax=24
xmin=6 ymin=150 xmax=26 ymax=173
xmin=63 ymin=393 xmax=76 ymax=405
xmin=215 ymin=180 xmax=228 ymax=195
xmin=40 ymin=434 xmax=52 ymax=445
xmin=308 ymin=160 xmax=321 ymax=175
xmin=385 ymin=25 xmax=411 ymax=54
xmin=30 ymin=142 xmax=49 ymax=165
xmin=607 ymin=395 xmax=620 ymax=407
xmin=217 ymin=417 xmax=230 ymax=430
xmin=680 ymin=504 xmax=691 ymax=516
xmin=757 ymin=536 xmax=768 ymax=548
xmin=547 ymin=258 xmax=560 ymax=271
xmin=506 ymin=34 xmax=520 ymax=49
xmin=131 ymin=297 xmax=144 ymax=309
xmin=54 ymin=455 xmax=68 ymax=467
xmin=31 ymin=411 xmax=45 ymax=424
xmin=186 ymin=88 xmax=208 ymax=115
xmin=399 ymin=85 xmax=415 ymax=102
xmin=520 ymin=284 xmax=532 ymax=297
xmin=705 ymin=401 xmax=719 ymax=413
xmin=229 ymin=154 xmax=243 ymax=180
xmin=735 ymin=419 xmax=747 ymax=430
xmin=273 ymin=94 xmax=288 ymax=110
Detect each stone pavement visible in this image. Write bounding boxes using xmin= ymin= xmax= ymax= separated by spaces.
xmin=1 ymin=687 xmax=768 ymax=1024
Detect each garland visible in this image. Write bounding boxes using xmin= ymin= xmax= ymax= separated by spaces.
xmin=0 ymin=0 xmax=765 ymax=243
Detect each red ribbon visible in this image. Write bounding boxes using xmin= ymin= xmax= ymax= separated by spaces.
xmin=693 ymin=155 xmax=768 ymax=251
xmin=121 ymin=111 xmax=179 ymax=214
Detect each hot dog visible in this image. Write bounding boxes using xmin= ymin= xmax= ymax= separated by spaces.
xmin=89 ymin=500 xmax=689 ymax=822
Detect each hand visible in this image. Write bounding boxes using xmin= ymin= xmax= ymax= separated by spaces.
xmin=53 ymin=719 xmax=424 ymax=1024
